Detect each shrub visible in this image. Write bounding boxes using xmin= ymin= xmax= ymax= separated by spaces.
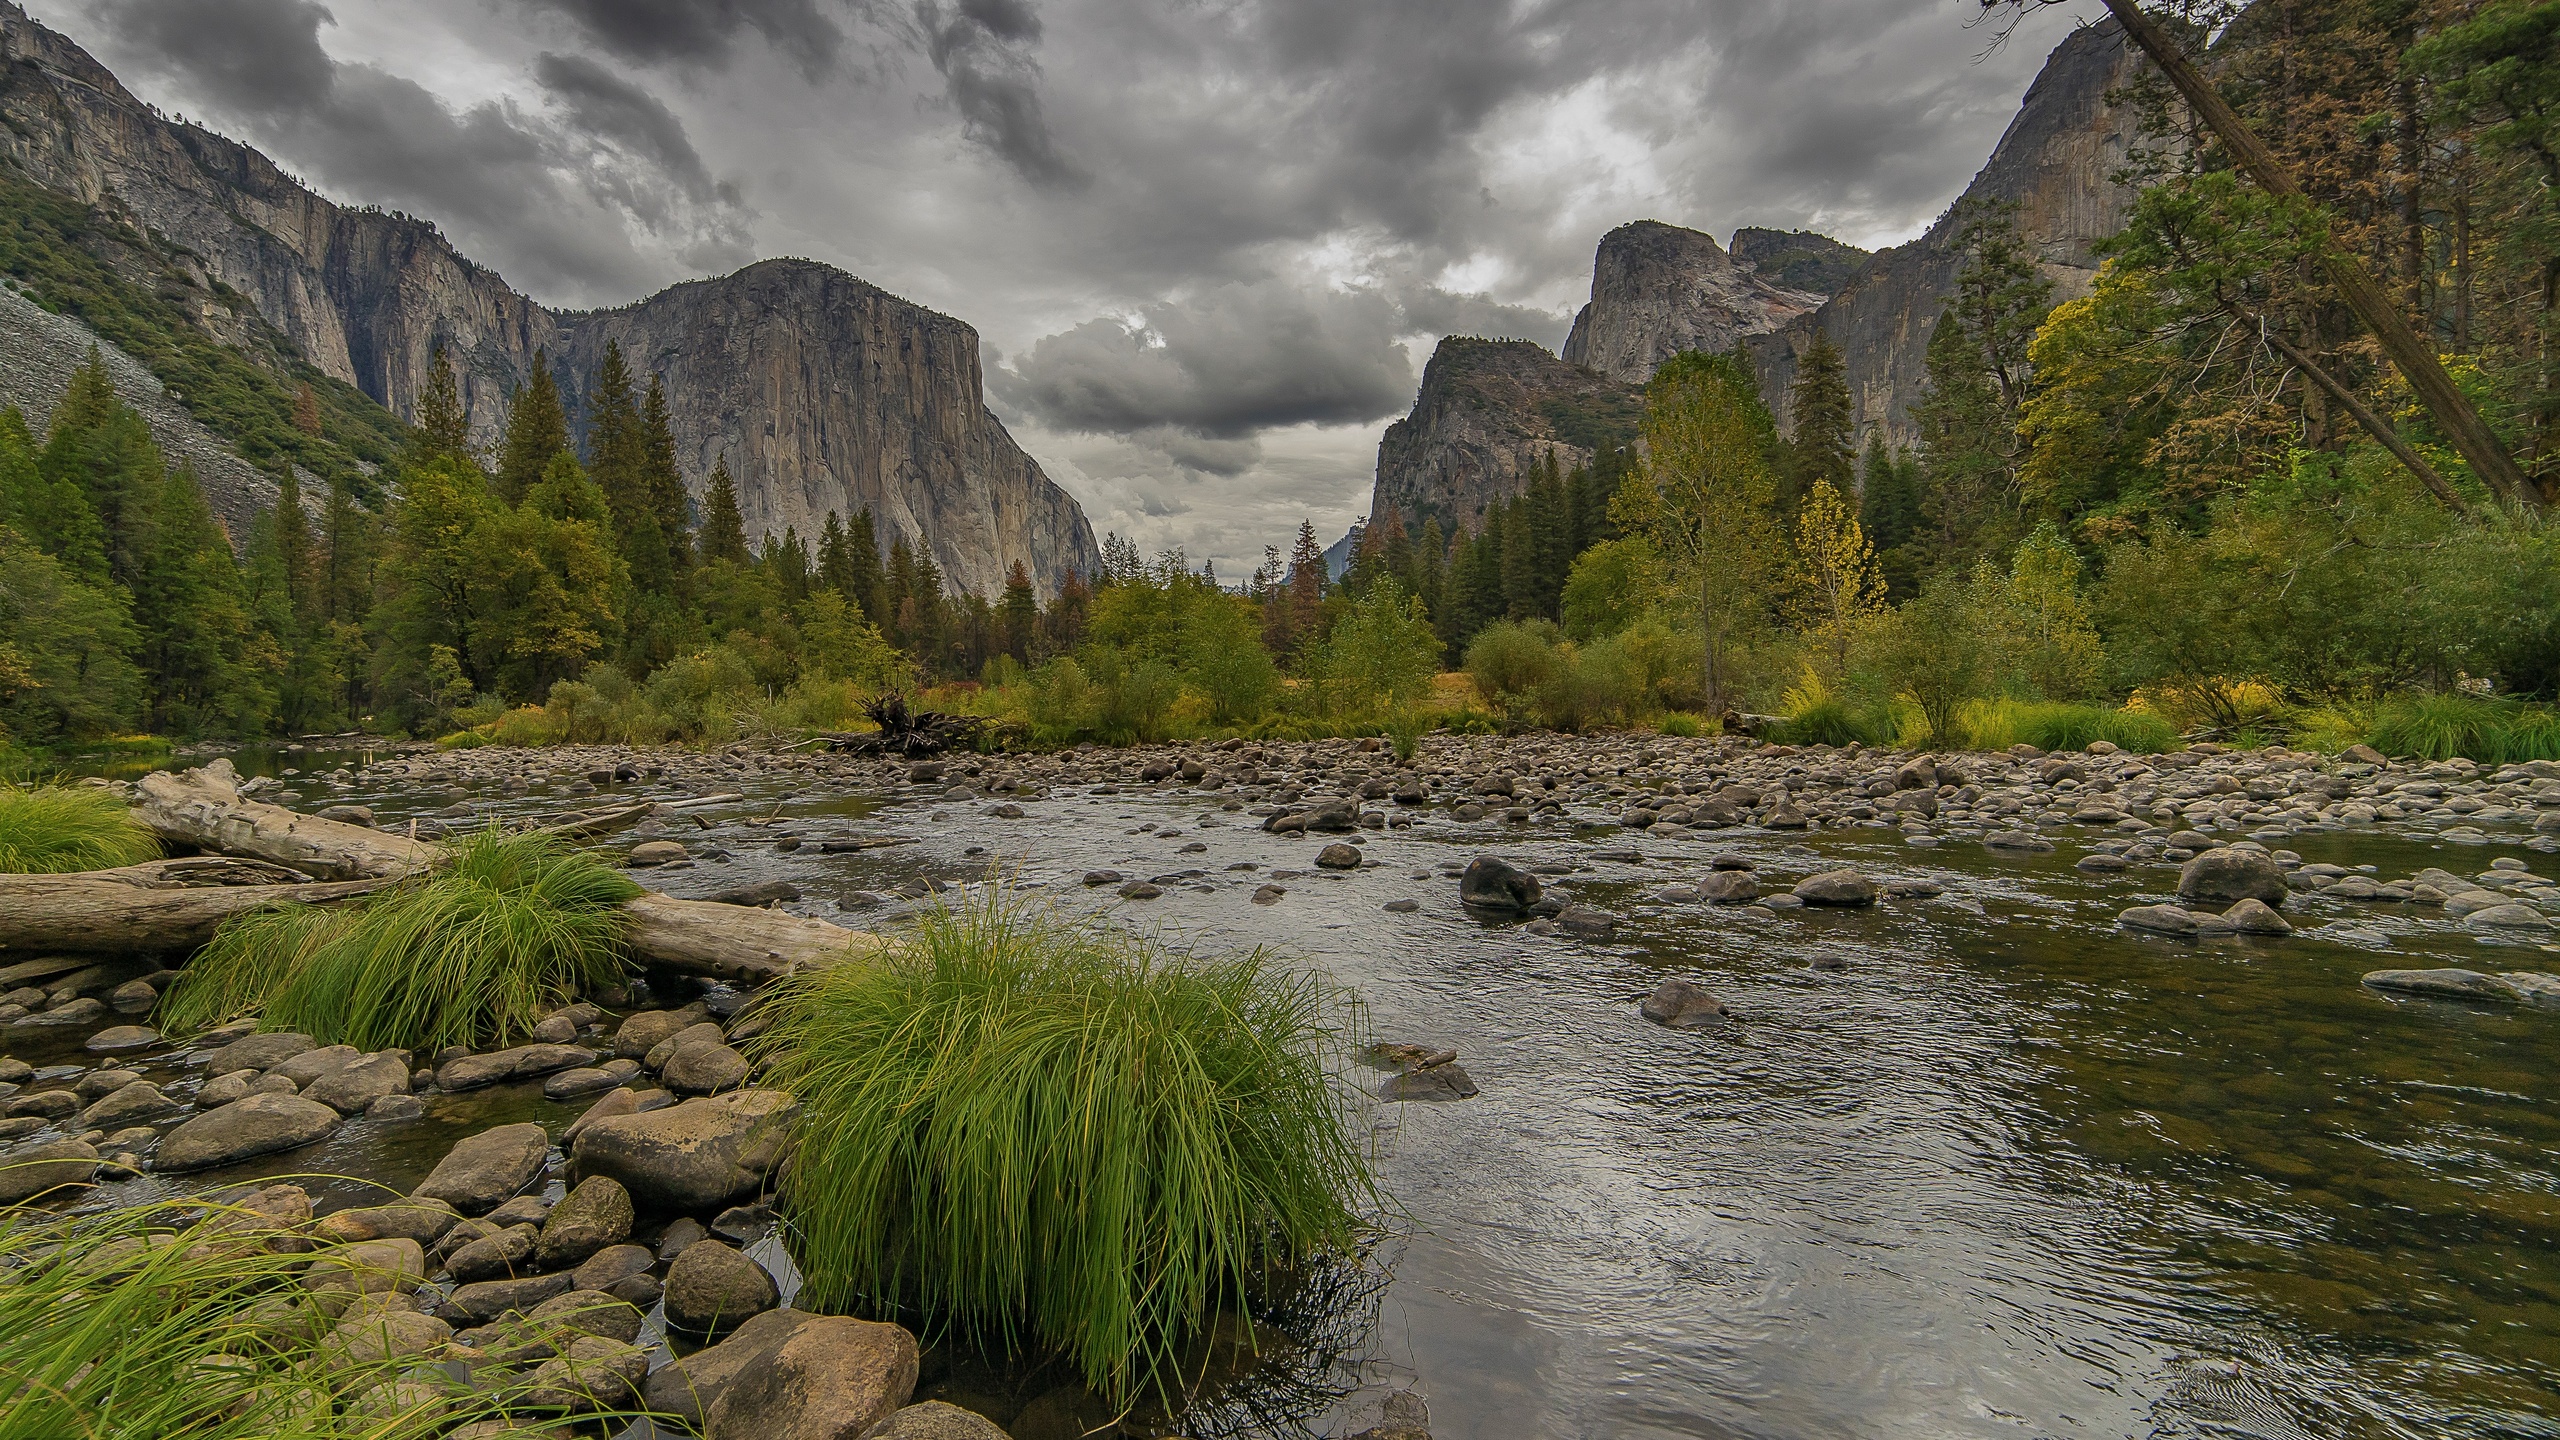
xmin=164 ymin=828 xmax=641 ymax=1052
xmin=2369 ymin=694 xmax=2560 ymax=763
xmin=1960 ymin=699 xmax=2178 ymax=753
xmin=1465 ymin=620 xmax=1567 ymax=716
xmin=1768 ymin=667 xmax=1885 ymax=747
xmin=0 ymin=782 xmax=159 ymax=873
xmin=754 ymin=891 xmax=1372 ymax=1408
xmin=1655 ymin=712 xmax=1715 ymax=738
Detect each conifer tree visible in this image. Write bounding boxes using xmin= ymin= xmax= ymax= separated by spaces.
xmin=135 ymin=463 xmax=268 ymax=735
xmin=414 ymin=344 xmax=472 ymax=466
xmin=1286 ymin=520 xmax=1326 ymax=644
xmin=848 ymin=509 xmax=888 ymax=625
xmin=586 ymin=342 xmax=674 ymax=592
xmin=292 ymin=383 xmax=323 ymax=438
xmin=43 ymin=350 xmax=159 ymax=586
xmin=496 ymin=351 xmax=570 ymax=505
xmin=0 ymin=404 xmax=105 ymax=578
xmin=817 ymin=511 xmax=856 ymax=596
xmin=1785 ymin=329 xmax=1855 ymax=512
xmin=699 ymin=457 xmax=749 ymax=564
xmin=1001 ymin=559 xmax=1037 ymax=662
xmin=641 ymin=375 xmax=690 ymax=570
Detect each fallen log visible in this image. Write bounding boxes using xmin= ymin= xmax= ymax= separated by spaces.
xmin=0 ymin=876 xmax=394 ymax=955
xmin=525 ymin=801 xmax=657 ymax=842
xmin=88 ymin=856 xmax=318 ymax=888
xmin=620 ymin=891 xmax=892 ymax=984
xmin=134 ymin=761 xmax=439 ymax=880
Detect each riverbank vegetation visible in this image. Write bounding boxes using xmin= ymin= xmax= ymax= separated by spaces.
xmin=163 ymin=829 xmax=639 ymax=1052
xmin=0 ymin=781 xmax=159 ymax=872
xmin=755 ymin=891 xmax=1372 ymax=1408
xmin=3 ymin=2 xmax=2553 ymax=765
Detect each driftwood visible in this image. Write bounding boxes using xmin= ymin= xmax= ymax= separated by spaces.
xmin=7 ymin=764 xmax=898 ymax=980
xmin=822 ymin=693 xmax=989 ymax=757
xmin=134 ymin=761 xmax=440 ymax=880
xmin=0 ymin=876 xmax=394 ymax=955
xmin=525 ymin=802 xmax=658 ymax=843
xmin=621 ymin=892 xmax=892 ymax=984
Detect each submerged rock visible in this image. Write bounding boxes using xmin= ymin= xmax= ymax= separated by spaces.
xmin=1640 ymin=979 xmax=1729 ymax=1029
xmin=2362 ymin=968 xmax=2528 ymax=1003
xmin=2117 ymin=904 xmax=2200 ymax=936
xmin=1458 ymin=856 xmax=1542 ymax=913
xmin=1378 ymin=1064 xmax=1478 ymax=1101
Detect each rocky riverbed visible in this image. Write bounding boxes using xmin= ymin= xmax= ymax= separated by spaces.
xmin=11 ymin=730 xmax=2560 ymax=1439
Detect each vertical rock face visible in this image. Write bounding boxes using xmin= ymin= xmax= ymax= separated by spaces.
xmin=1366 ymin=339 xmax=1642 ymax=540
xmin=1751 ymin=19 xmax=2149 ymax=445
xmin=1559 ymin=221 xmax=1831 ymax=384
xmin=0 ymin=2 xmax=1099 ymax=593
xmin=554 ymin=262 xmax=1096 ymax=597
xmin=1728 ymin=229 xmax=1872 ymax=297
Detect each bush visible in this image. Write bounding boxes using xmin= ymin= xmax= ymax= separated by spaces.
xmin=1767 ymin=667 xmax=1888 ymax=747
xmin=0 ymin=782 xmax=159 ymax=872
xmin=753 ymin=890 xmax=1372 ymax=1408
xmin=1959 ymin=699 xmax=2178 ymax=753
xmin=1465 ymin=620 xmax=1567 ymax=717
xmin=1655 ymin=712 xmax=1713 ymax=738
xmin=164 ymin=828 xmax=641 ymax=1052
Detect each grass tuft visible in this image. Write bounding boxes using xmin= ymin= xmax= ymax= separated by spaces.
xmin=0 ymin=782 xmax=160 ymax=873
xmin=162 ymin=828 xmax=640 ymax=1052
xmin=0 ymin=1194 xmax=651 ymax=1439
xmin=2368 ymin=694 xmax=2560 ymax=764
xmin=753 ymin=888 xmax=1374 ymax=1409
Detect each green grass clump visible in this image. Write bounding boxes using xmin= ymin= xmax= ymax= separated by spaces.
xmin=1768 ymin=697 xmax=1879 ymax=747
xmin=2368 ymin=694 xmax=2560 ymax=763
xmin=0 ymin=782 xmax=160 ymax=872
xmin=163 ymin=828 xmax=640 ymax=1052
xmin=0 ymin=1197 xmax=650 ymax=1439
xmin=754 ymin=890 xmax=1373 ymax=1409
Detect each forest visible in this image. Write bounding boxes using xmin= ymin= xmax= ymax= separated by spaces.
xmin=1 ymin=0 xmax=2555 ymax=763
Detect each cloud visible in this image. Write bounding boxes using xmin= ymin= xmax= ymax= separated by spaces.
xmin=95 ymin=0 xmax=754 ymax=304
xmin=995 ymin=278 xmax=1417 ymax=439
xmin=915 ymin=0 xmax=1077 ymax=185
xmin=515 ymin=0 xmax=846 ymax=77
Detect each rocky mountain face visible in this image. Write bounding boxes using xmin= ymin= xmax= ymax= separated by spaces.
xmin=1560 ymin=221 xmax=1831 ymax=384
xmin=0 ymin=3 xmax=1099 ymax=595
xmin=1750 ymin=19 xmax=2149 ymax=446
xmin=1366 ymin=338 xmax=1643 ymax=540
xmin=1729 ymin=229 xmax=1872 ymax=297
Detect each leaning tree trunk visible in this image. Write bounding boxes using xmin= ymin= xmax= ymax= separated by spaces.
xmin=133 ymin=761 xmax=441 ymax=880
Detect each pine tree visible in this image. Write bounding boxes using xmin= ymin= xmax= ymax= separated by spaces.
xmin=292 ymin=383 xmax=323 ymax=439
xmin=1785 ymin=329 xmax=1854 ymax=512
xmin=699 ymin=457 xmax=749 ymax=564
xmin=768 ymin=524 xmax=811 ymax=602
xmin=413 ymin=344 xmax=471 ymax=466
xmin=1001 ymin=559 xmax=1037 ymax=662
xmin=1858 ymin=436 xmax=1923 ymax=600
xmin=1286 ymin=519 xmax=1326 ymax=645
xmin=0 ymin=404 xmax=105 ymax=578
xmin=641 ymin=374 xmax=690 ymax=571
xmin=817 ymin=511 xmax=856 ymax=596
xmin=586 ymin=342 xmax=674 ymax=593
xmin=42 ymin=350 xmax=160 ymax=586
xmin=495 ymin=351 xmax=570 ymax=505
xmin=848 ymin=509 xmax=888 ymax=625
xmin=271 ymin=469 xmax=316 ymax=623
xmin=135 ymin=463 xmax=268 ymax=735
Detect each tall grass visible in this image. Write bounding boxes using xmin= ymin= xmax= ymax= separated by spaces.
xmin=754 ymin=890 xmax=1373 ymax=1409
xmin=0 ymin=782 xmax=160 ymax=873
xmin=2367 ymin=694 xmax=2560 ymax=763
xmin=163 ymin=829 xmax=640 ymax=1052
xmin=1957 ymin=699 xmax=2180 ymax=754
xmin=0 ymin=1196 xmax=650 ymax=1439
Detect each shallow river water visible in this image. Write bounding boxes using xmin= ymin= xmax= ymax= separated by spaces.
xmin=120 ymin=744 xmax=2560 ymax=1438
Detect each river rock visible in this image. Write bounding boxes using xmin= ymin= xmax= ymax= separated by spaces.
xmin=702 ymin=1315 xmax=920 ymax=1440
xmin=612 ymin=1009 xmax=697 ymax=1059
xmin=1697 ymin=870 xmax=1759 ymax=903
xmin=77 ymin=1079 xmax=177 ymax=1130
xmin=1793 ymin=870 xmax=1878 ymax=907
xmin=663 ymin=1042 xmax=753 ymax=1096
xmin=862 ymin=1401 xmax=1013 ymax=1440
xmin=630 ymin=840 xmax=689 ymax=866
xmin=1555 ymin=906 xmax=1619 ymax=940
xmin=194 ymin=1071 xmax=256 ymax=1108
xmin=320 ymin=1306 xmax=452 ymax=1368
xmin=17 ymin=996 xmax=104 ymax=1027
xmin=536 ymin=1175 xmax=634 ymax=1269
xmin=1378 ymin=1064 xmax=1478 ymax=1101
xmin=1640 ymin=979 xmax=1728 ymax=1028
xmin=2362 ymin=968 xmax=2525 ymax=1003
xmin=1315 ymin=842 xmax=1363 ymax=869
xmin=2177 ymin=848 xmax=2288 ymax=905
xmin=300 ymin=1238 xmax=426 ymax=1312
xmin=2463 ymin=903 xmax=2553 ymax=930
xmin=664 ymin=1237 xmax=778 ymax=1336
xmin=2217 ymin=898 xmax=2292 ymax=935
xmin=413 ymin=1123 xmax=548 ymax=1214
xmin=444 ymin=1223 xmax=539 ymax=1283
xmin=572 ymin=1243 xmax=655 ymax=1292
xmin=1459 ymin=856 xmax=1541 ymax=913
xmin=570 ymin=1088 xmax=797 ymax=1214
xmin=271 ymin=1044 xmax=363 ymax=1087
xmin=2117 ymin=904 xmax=2200 ymax=936
xmin=303 ymin=1053 xmax=411 ymax=1115
xmin=644 ymin=1308 xmax=815 ymax=1428
xmin=520 ymin=1335 xmax=650 ymax=1414
xmin=438 ymin=1272 xmax=576 ymax=1326
xmin=156 ymin=1093 xmax=341 ymax=1172
xmin=84 ymin=1024 xmax=158 ymax=1052
xmin=317 ymin=1198 xmax=462 ymax=1246
xmin=0 ymin=1138 xmax=98 ymax=1205
xmin=435 ymin=1043 xmax=598 ymax=1092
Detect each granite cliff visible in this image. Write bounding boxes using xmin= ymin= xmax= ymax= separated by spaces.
xmin=1366 ymin=338 xmax=1643 ymax=540
xmin=1560 ymin=221 xmax=1832 ymax=384
xmin=1750 ymin=18 xmax=2149 ymax=445
xmin=0 ymin=3 xmax=1098 ymax=595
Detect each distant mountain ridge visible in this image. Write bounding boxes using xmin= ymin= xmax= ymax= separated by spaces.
xmin=0 ymin=2 xmax=1100 ymax=595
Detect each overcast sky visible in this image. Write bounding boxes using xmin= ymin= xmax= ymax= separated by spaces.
xmin=38 ymin=0 xmax=2103 ymax=576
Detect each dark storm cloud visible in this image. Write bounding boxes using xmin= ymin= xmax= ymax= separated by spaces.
xmin=95 ymin=0 xmax=754 ymax=304
xmin=916 ymin=0 xmax=1077 ymax=186
xmin=995 ymin=280 xmax=1416 ymax=438
xmin=516 ymin=0 xmax=846 ymax=77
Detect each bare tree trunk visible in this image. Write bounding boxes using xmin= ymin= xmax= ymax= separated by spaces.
xmin=0 ymin=876 xmax=391 ymax=955
xmin=2095 ymin=0 xmax=2537 ymax=510
xmin=133 ymin=763 xmax=440 ymax=880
